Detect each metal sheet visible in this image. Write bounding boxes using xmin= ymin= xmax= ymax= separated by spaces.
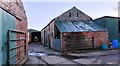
xmin=2 ymin=9 xmax=16 ymax=65
xmin=94 ymin=17 xmax=118 ymax=41
xmin=0 ymin=8 xmax=2 ymax=66
xmin=106 ymin=18 xmax=118 ymax=41
xmin=55 ymin=21 xmax=107 ymax=32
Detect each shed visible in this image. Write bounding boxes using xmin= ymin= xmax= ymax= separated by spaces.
xmin=54 ymin=21 xmax=109 ymax=52
xmin=28 ymin=29 xmax=41 ymax=43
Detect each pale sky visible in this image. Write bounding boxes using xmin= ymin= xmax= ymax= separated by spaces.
xmin=22 ymin=1 xmax=119 ymax=31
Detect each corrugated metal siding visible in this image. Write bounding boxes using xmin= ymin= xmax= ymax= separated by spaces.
xmin=106 ymin=18 xmax=118 ymax=41
xmin=2 ymin=8 xmax=16 ymax=64
xmin=94 ymin=18 xmax=106 ymax=28
xmin=94 ymin=17 xmax=118 ymax=41
xmin=0 ymin=8 xmax=2 ymax=66
xmin=55 ymin=21 xmax=107 ymax=33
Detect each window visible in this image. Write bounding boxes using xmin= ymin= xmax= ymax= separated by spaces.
xmin=77 ymin=12 xmax=79 ymax=17
xmin=69 ymin=12 xmax=71 ymax=17
xmin=49 ymin=25 xmax=50 ymax=31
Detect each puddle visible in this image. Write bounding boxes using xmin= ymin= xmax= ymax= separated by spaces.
xmin=28 ymin=52 xmax=48 ymax=56
xmin=61 ymin=54 xmax=90 ymax=59
xmin=61 ymin=54 xmax=80 ymax=59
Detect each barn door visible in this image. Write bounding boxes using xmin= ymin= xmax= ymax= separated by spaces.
xmin=6 ymin=29 xmax=26 ymax=66
xmin=54 ymin=39 xmax=61 ymax=51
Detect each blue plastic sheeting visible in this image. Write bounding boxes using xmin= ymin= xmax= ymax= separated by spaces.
xmin=112 ymin=40 xmax=118 ymax=49
xmin=55 ymin=21 xmax=107 ymax=33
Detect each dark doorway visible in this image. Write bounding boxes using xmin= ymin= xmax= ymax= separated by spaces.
xmin=118 ymin=19 xmax=120 ymax=34
xmin=31 ymin=32 xmax=41 ymax=42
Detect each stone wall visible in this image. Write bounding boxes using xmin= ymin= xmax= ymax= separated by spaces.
xmin=56 ymin=7 xmax=92 ymax=22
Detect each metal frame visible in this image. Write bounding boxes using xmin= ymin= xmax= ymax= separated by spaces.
xmin=6 ymin=29 xmax=26 ymax=66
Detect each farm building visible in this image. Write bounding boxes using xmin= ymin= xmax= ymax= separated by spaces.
xmin=41 ymin=7 xmax=110 ymax=52
xmin=94 ymin=16 xmax=119 ymax=42
xmin=28 ymin=29 xmax=41 ymax=43
xmin=0 ymin=0 xmax=28 ymax=66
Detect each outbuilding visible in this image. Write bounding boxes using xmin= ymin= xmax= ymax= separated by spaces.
xmin=41 ymin=7 xmax=110 ymax=52
xmin=28 ymin=29 xmax=41 ymax=43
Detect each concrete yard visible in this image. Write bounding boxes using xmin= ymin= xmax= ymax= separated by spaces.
xmin=24 ymin=43 xmax=120 ymax=66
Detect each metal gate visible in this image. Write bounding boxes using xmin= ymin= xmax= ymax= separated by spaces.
xmin=6 ymin=29 xmax=26 ymax=66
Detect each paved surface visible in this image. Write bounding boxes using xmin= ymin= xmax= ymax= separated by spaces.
xmin=25 ymin=56 xmax=46 ymax=64
xmin=41 ymin=56 xmax=77 ymax=64
xmin=69 ymin=50 xmax=120 ymax=64
xmin=24 ymin=43 xmax=78 ymax=65
xmin=28 ymin=43 xmax=61 ymax=55
xmin=24 ymin=43 xmax=120 ymax=66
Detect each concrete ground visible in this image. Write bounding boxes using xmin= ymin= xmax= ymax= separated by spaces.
xmin=68 ymin=50 xmax=120 ymax=64
xmin=24 ymin=43 xmax=120 ymax=66
xmin=24 ymin=43 xmax=79 ymax=66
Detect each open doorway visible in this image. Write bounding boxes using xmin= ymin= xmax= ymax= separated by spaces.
xmin=31 ymin=32 xmax=41 ymax=42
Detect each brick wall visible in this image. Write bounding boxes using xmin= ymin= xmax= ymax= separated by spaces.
xmin=0 ymin=0 xmax=27 ymax=22
xmin=61 ymin=31 xmax=110 ymax=52
xmin=0 ymin=0 xmax=28 ymax=63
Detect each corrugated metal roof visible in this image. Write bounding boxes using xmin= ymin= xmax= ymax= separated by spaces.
xmin=55 ymin=21 xmax=107 ymax=32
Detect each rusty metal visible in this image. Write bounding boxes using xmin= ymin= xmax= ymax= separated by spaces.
xmin=55 ymin=21 xmax=107 ymax=33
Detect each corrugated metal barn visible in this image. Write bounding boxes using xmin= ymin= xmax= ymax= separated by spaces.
xmin=41 ymin=7 xmax=110 ymax=52
xmin=0 ymin=1 xmax=28 ymax=66
xmin=28 ymin=29 xmax=41 ymax=43
xmin=94 ymin=16 xmax=119 ymax=42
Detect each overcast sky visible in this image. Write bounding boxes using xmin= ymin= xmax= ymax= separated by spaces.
xmin=22 ymin=0 xmax=119 ymax=31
